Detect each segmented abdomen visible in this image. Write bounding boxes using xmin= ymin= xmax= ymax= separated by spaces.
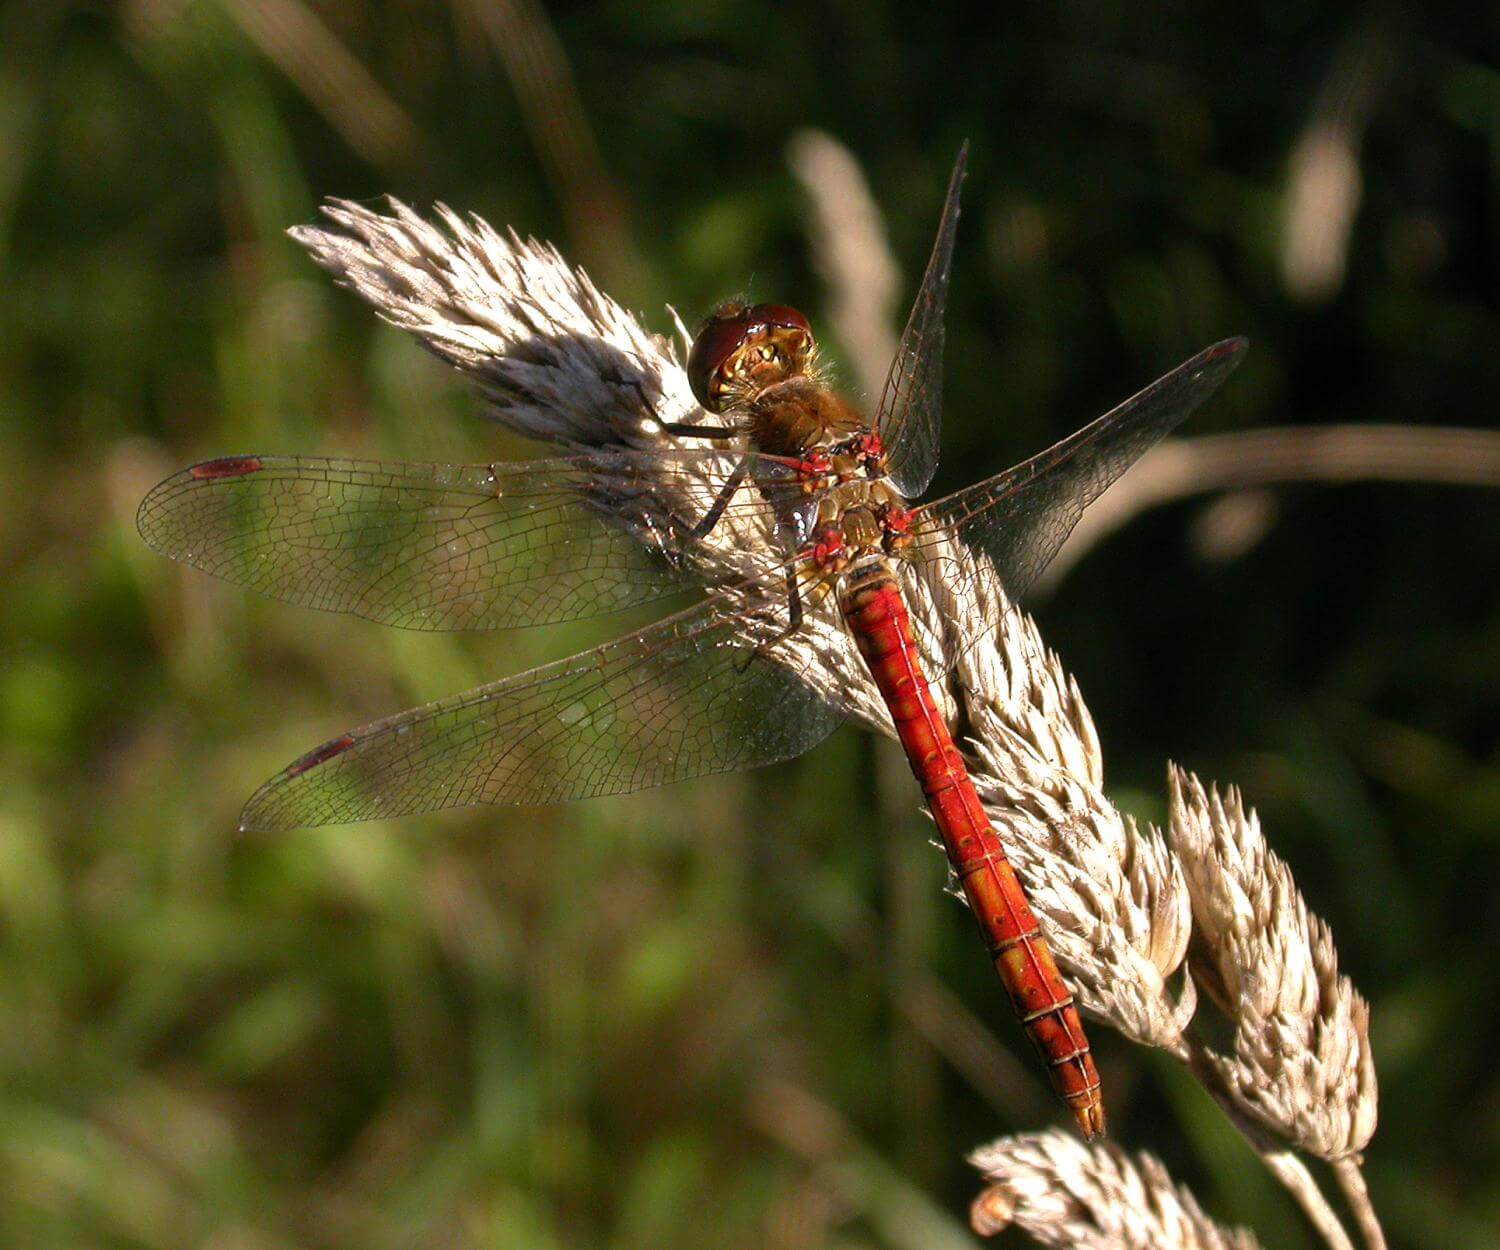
xmin=838 ymin=562 xmax=1104 ymax=1138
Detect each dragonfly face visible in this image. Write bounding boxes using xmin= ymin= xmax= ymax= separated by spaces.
xmin=687 ymin=301 xmax=814 ymax=412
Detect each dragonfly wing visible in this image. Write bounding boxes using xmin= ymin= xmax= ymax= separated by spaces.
xmin=909 ymin=338 xmax=1248 ymax=627
xmin=875 ymin=143 xmax=968 ymax=498
xmin=139 ymin=451 xmax=793 ymax=630
xmin=239 ymin=578 xmax=845 ymax=830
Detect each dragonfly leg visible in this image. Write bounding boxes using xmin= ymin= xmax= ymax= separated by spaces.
xmin=660 ymin=455 xmax=751 ymax=547
xmin=737 ymin=565 xmax=804 ymax=672
xmin=784 ymin=565 xmax=804 ymax=633
xmin=688 ymin=457 xmax=750 ymax=542
xmin=659 ymin=421 xmax=742 ymax=440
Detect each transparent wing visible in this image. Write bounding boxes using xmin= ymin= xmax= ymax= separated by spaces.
xmin=239 ymin=573 xmax=845 ymax=830
xmin=875 ymin=142 xmax=968 ymax=498
xmin=138 ymin=451 xmax=800 ymax=630
xmin=909 ymin=338 xmax=1248 ymax=629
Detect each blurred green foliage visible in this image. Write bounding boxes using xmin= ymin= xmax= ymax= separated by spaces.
xmin=0 ymin=2 xmax=1497 ymax=1247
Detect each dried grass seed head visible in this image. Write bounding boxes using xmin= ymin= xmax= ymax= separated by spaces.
xmin=969 ymin=1130 xmax=1261 ymax=1249
xmin=1167 ymin=765 xmax=1377 ymax=1159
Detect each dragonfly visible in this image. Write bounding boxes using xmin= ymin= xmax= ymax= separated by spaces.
xmin=138 ymin=144 xmax=1245 ymax=1137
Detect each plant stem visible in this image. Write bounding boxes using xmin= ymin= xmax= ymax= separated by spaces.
xmin=1332 ymin=1158 xmax=1388 ymax=1250
xmin=1040 ymin=424 xmax=1500 ymax=592
xmin=1174 ymin=1035 xmax=1356 ymax=1250
xmin=1259 ymin=1151 xmax=1356 ymax=1250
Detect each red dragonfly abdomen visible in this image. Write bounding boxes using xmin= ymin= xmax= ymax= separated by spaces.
xmin=839 ymin=562 xmax=1105 ymax=1138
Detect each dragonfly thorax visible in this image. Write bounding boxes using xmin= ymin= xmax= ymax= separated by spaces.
xmin=806 ymin=477 xmax=914 ymax=574
xmin=744 ymin=375 xmax=871 ymax=460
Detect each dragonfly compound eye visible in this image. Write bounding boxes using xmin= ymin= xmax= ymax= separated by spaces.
xmin=687 ymin=302 xmax=816 ymax=412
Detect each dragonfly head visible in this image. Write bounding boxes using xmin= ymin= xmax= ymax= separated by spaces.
xmin=688 ymin=302 xmax=814 ymax=412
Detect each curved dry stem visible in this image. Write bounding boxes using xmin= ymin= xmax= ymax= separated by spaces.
xmin=447 ymin=0 xmax=643 ymax=290
xmin=1258 ymin=1153 xmax=1356 ymax=1250
xmin=1042 ymin=424 xmax=1500 ymax=591
xmin=1281 ymin=20 xmax=1392 ymax=301
xmin=219 ymin=0 xmax=417 ymax=165
xmin=1331 ymin=1158 xmax=1388 ymax=1250
xmin=787 ymin=129 xmax=901 ymax=399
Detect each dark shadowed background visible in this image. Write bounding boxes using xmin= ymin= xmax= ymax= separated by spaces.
xmin=1 ymin=3 xmax=1496 ymax=1247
